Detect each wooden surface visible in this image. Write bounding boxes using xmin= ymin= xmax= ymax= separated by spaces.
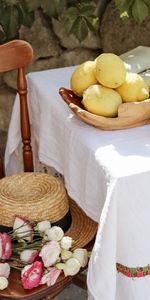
xmin=59 ymin=88 xmax=150 ymax=130
xmin=0 ymin=40 xmax=33 ymax=72
xmin=0 ymin=40 xmax=34 ymax=177
xmin=0 ymin=268 xmax=73 ymax=300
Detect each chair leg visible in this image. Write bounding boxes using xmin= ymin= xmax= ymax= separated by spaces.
xmin=72 ymin=273 xmax=87 ymax=290
xmin=0 ymin=157 xmax=5 ymax=178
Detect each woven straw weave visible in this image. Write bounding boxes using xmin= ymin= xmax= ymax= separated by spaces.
xmin=0 ymin=172 xmax=98 ymax=248
xmin=0 ymin=172 xmax=69 ymax=227
xmin=66 ymin=199 xmax=97 ymax=249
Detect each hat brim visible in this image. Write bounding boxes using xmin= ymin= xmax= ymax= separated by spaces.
xmin=0 ymin=172 xmax=97 ymax=249
xmin=66 ymin=198 xmax=98 ymax=249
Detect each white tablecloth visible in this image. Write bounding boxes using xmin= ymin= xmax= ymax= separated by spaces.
xmin=5 ymin=65 xmax=150 ymax=300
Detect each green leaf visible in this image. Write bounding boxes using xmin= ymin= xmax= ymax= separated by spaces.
xmin=79 ymin=5 xmax=96 ymax=16
xmin=63 ymin=1 xmax=99 ymax=40
xmin=41 ymin=0 xmax=56 ymax=17
xmin=0 ymin=5 xmax=19 ymax=39
xmin=64 ymin=15 xmax=77 ymax=33
xmin=0 ymin=25 xmax=6 ymax=44
xmin=0 ymin=2 xmax=6 ymax=19
xmin=25 ymin=0 xmax=41 ymax=12
xmin=115 ymin=0 xmax=134 ymax=18
xmin=67 ymin=0 xmax=92 ymax=7
xmin=54 ymin=0 xmax=67 ymax=15
xmin=41 ymin=0 xmax=67 ymax=17
xmin=132 ymin=0 xmax=149 ymax=22
xmin=115 ymin=0 xmax=133 ymax=10
xmin=115 ymin=0 xmax=149 ymax=22
xmin=63 ymin=6 xmax=79 ymax=18
xmin=66 ymin=0 xmax=78 ymax=7
xmin=143 ymin=0 xmax=150 ymax=7
xmin=17 ymin=1 xmax=34 ymax=27
xmin=85 ymin=15 xmax=99 ymax=31
xmin=69 ymin=16 xmax=89 ymax=41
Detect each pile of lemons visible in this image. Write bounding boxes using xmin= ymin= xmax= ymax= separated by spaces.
xmin=70 ymin=53 xmax=149 ymax=118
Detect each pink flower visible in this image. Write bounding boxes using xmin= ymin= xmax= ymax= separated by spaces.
xmin=0 ymin=233 xmax=12 ymax=260
xmin=39 ymin=241 xmax=61 ymax=268
xmin=21 ymin=261 xmax=43 ymax=290
xmin=13 ymin=216 xmax=33 ymax=242
xmin=0 ymin=263 xmax=10 ymax=278
xmin=20 ymin=250 xmax=39 ymax=264
xmin=40 ymin=267 xmax=61 ymax=286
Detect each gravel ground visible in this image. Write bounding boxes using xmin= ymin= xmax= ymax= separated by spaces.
xmin=54 ymin=284 xmax=87 ymax=299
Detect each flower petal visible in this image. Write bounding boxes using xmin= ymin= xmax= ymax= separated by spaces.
xmin=0 ymin=277 xmax=8 ymax=290
xmin=60 ymin=236 xmax=73 ymax=250
xmin=41 ymin=267 xmax=61 ymax=286
xmin=39 ymin=241 xmax=61 ymax=268
xmin=36 ymin=221 xmax=51 ymax=233
xmin=64 ymin=258 xmax=81 ymax=276
xmin=46 ymin=226 xmax=64 ymax=241
xmin=0 ymin=233 xmax=12 ymax=260
xmin=0 ymin=263 xmax=10 ymax=278
xmin=21 ymin=261 xmax=43 ymax=289
xmin=13 ymin=216 xmax=33 ymax=242
xmin=20 ymin=250 xmax=39 ymax=264
xmin=73 ymin=248 xmax=88 ymax=268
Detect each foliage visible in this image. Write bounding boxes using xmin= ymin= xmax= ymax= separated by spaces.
xmin=0 ymin=0 xmax=150 ymax=44
xmin=115 ymin=0 xmax=150 ymax=22
xmin=0 ymin=0 xmax=34 ymax=43
xmin=0 ymin=0 xmax=99 ymax=43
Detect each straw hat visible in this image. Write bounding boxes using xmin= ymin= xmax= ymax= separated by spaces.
xmin=0 ymin=172 xmax=97 ymax=249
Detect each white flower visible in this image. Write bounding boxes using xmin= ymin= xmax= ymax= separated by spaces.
xmin=61 ymin=249 xmax=72 ymax=260
xmin=39 ymin=240 xmax=61 ymax=267
xmin=42 ymin=234 xmax=49 ymax=242
xmin=60 ymin=236 xmax=73 ymax=250
xmin=64 ymin=258 xmax=81 ymax=276
xmin=0 ymin=277 xmax=8 ymax=290
xmin=73 ymin=248 xmax=88 ymax=267
xmin=0 ymin=263 xmax=10 ymax=278
xmin=13 ymin=216 xmax=33 ymax=242
xmin=46 ymin=226 xmax=64 ymax=241
xmin=36 ymin=220 xmax=51 ymax=233
xmin=55 ymin=263 xmax=66 ymax=270
xmin=20 ymin=249 xmax=38 ymax=263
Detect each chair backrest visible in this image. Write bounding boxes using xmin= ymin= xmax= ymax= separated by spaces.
xmin=0 ymin=41 xmax=96 ymax=298
xmin=0 ymin=40 xmax=34 ymax=177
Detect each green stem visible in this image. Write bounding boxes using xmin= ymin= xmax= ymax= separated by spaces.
xmin=10 ymin=265 xmax=22 ymax=271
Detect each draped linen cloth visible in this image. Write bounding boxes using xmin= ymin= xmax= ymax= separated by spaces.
xmin=5 ymin=47 xmax=150 ymax=300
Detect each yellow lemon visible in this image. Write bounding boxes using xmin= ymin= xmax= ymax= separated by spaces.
xmin=70 ymin=61 xmax=97 ymax=97
xmin=82 ymin=84 xmax=122 ymax=117
xmin=95 ymin=53 xmax=126 ymax=88
xmin=116 ymin=72 xmax=149 ymax=102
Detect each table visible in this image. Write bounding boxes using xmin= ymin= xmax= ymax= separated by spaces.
xmin=5 ymin=65 xmax=150 ymax=300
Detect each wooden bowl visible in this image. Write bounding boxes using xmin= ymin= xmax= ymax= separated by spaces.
xmin=59 ymin=87 xmax=150 ymax=130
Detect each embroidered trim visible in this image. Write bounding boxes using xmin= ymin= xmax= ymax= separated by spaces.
xmin=116 ymin=263 xmax=150 ymax=278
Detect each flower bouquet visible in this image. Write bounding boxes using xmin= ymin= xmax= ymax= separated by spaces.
xmin=0 ymin=216 xmax=89 ymax=290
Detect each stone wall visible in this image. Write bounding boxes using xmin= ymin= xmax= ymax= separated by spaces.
xmin=1 ymin=0 xmax=150 ymax=134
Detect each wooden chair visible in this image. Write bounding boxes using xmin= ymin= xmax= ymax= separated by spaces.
xmin=0 ymin=40 xmax=96 ymax=299
xmin=0 ymin=39 xmax=34 ymax=178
